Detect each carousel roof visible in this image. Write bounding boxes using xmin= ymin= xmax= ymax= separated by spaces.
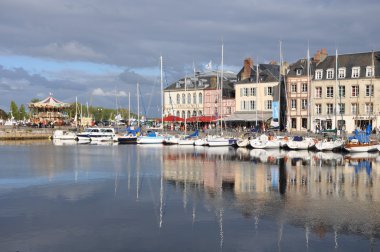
xmin=28 ymin=96 xmax=70 ymax=109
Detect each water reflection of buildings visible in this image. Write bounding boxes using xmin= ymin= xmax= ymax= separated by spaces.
xmin=162 ymin=147 xmax=380 ymax=241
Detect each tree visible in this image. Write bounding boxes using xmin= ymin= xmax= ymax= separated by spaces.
xmin=0 ymin=108 xmax=8 ymax=120
xmin=30 ymin=98 xmax=41 ymax=103
xmin=19 ymin=104 xmax=28 ymax=120
xmin=10 ymin=101 xmax=19 ymax=120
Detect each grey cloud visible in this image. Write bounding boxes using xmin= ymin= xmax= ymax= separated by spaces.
xmin=0 ymin=0 xmax=379 ymax=114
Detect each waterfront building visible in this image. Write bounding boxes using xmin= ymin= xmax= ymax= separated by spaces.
xmin=310 ymin=51 xmax=380 ymax=133
xmin=286 ymin=54 xmax=317 ymax=132
xmin=226 ymin=58 xmax=280 ymax=128
xmin=163 ymin=71 xmax=236 ymax=120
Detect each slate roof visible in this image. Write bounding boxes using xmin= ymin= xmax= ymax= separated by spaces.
xmin=236 ymin=63 xmax=280 ymax=84
xmin=164 ymin=70 xmax=236 ymax=91
xmin=287 ymin=58 xmax=316 ymax=77
xmin=314 ymin=51 xmax=380 ymax=80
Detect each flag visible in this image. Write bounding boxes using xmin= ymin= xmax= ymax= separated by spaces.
xmin=205 ymin=60 xmax=212 ymax=70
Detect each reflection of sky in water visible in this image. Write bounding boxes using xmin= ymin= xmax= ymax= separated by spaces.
xmin=0 ymin=143 xmax=379 ymax=251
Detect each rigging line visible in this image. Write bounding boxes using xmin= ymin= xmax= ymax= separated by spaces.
xmin=138 ymin=85 xmax=148 ymax=118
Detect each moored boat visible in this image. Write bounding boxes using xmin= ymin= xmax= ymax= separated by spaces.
xmin=285 ymin=136 xmax=316 ymax=150
xmin=315 ymin=137 xmax=345 ymax=151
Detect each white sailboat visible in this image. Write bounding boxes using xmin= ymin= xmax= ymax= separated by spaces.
xmin=315 ymin=49 xmax=344 ymax=151
xmin=206 ymin=42 xmax=237 ymax=147
xmin=137 ymin=57 xmax=165 ymax=144
xmin=249 ymin=134 xmax=282 ymax=149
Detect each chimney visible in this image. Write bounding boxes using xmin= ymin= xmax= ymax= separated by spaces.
xmin=320 ymin=48 xmax=328 ymax=62
xmin=242 ymin=58 xmax=253 ymax=80
xmin=313 ymin=50 xmax=321 ymax=63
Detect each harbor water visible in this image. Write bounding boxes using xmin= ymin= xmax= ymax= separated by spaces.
xmin=0 ymin=141 xmax=379 ymax=251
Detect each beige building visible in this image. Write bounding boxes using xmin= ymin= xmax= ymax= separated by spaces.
xmin=310 ymin=51 xmax=380 ymax=133
xmin=163 ymin=71 xmax=236 ymax=119
xmin=286 ymin=50 xmax=321 ymax=132
xmin=226 ymin=58 xmax=280 ymax=127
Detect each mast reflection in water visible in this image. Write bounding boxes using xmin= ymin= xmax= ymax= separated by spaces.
xmin=0 ymin=142 xmax=379 ymax=251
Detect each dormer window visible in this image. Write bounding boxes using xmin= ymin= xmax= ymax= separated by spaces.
xmin=315 ymin=69 xmax=323 ymax=80
xmin=176 ymin=82 xmax=181 ymax=88
xmin=296 ymin=68 xmax=303 ymax=75
xmin=352 ymin=67 xmax=360 ymax=78
xmin=338 ymin=68 xmax=346 ymax=78
xmin=326 ymin=69 xmax=334 ymax=79
xmin=366 ymin=66 xmax=374 ymax=77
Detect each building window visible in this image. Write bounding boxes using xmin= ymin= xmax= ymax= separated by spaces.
xmin=291 ymin=99 xmax=297 ymax=110
xmin=301 ymin=99 xmax=307 ymax=110
xmin=241 ymin=88 xmax=248 ymax=97
xmin=182 ymin=94 xmax=186 ymax=104
xmin=301 ymin=83 xmax=308 ymax=93
xmin=296 ymin=69 xmax=302 ymax=75
xmin=326 ymin=69 xmax=334 ymax=79
xmin=366 ymin=85 xmax=374 ymax=97
xmin=226 ymin=107 xmax=231 ymax=115
xmin=291 ymin=84 xmax=297 ymax=93
xmin=338 ymin=68 xmax=346 ymax=78
xmin=176 ymin=94 xmax=180 ymax=104
xmin=265 ymin=87 xmax=273 ymax=96
xmin=302 ymin=118 xmax=307 ymax=129
xmin=326 ymin=87 xmax=334 ymax=98
xmin=338 ymin=103 xmax=345 ymax=115
xmin=352 ymin=67 xmax=360 ymax=78
xmin=199 ymin=93 xmax=203 ymax=104
xmin=182 ymin=111 xmax=185 ymax=118
xmin=351 ymin=85 xmax=359 ymax=97
xmin=249 ymin=100 xmax=255 ymax=110
xmin=187 ymin=94 xmax=191 ymax=104
xmin=199 ymin=110 xmax=202 ymax=116
xmin=187 ymin=111 xmax=191 ymax=118
xmin=241 ymin=101 xmax=247 ymax=111
xmin=250 ymin=88 xmax=256 ymax=96
xmin=265 ymin=100 xmax=272 ymax=110
xmin=315 ymin=104 xmax=322 ymax=115
xmin=193 ymin=93 xmax=197 ymax=104
xmin=351 ymin=103 xmax=358 ymax=115
xmin=192 ymin=110 xmax=197 ymax=116
xmin=365 ymin=103 xmax=373 ymax=114
xmin=327 ymin=103 xmax=334 ymax=114
xmin=366 ymin=66 xmax=374 ymax=77
xmin=176 ymin=111 xmax=180 ymax=117
xmin=315 ymin=87 xmax=322 ymax=98
xmin=338 ymin=85 xmax=345 ymax=97
xmin=291 ymin=118 xmax=296 ymax=129
xmin=315 ymin=69 xmax=323 ymax=80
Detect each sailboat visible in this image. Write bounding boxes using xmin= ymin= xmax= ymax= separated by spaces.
xmin=315 ymin=49 xmax=344 ymax=151
xmin=137 ymin=57 xmax=165 ymax=144
xmin=206 ymin=42 xmax=237 ymax=147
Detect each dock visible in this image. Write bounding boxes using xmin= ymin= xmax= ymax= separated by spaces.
xmin=0 ymin=127 xmax=53 ymax=140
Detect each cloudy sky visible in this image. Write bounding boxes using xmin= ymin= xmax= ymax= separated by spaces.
xmin=0 ymin=0 xmax=378 ymax=117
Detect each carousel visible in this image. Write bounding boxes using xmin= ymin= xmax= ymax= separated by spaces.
xmin=28 ymin=96 xmax=71 ymax=126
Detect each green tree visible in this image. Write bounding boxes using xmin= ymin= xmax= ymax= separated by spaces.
xmin=10 ymin=101 xmax=19 ymax=120
xmin=0 ymin=108 xmax=8 ymax=120
xmin=30 ymin=98 xmax=41 ymax=103
xmin=19 ymin=104 xmax=28 ymax=120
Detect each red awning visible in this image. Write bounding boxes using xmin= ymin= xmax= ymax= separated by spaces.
xmin=186 ymin=115 xmax=218 ymax=123
xmin=160 ymin=115 xmax=185 ymax=122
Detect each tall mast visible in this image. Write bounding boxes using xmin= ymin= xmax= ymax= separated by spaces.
xmin=220 ymin=41 xmax=224 ymax=135
xmin=128 ymin=92 xmax=131 ymax=126
xmin=307 ymin=45 xmax=311 ymax=131
xmin=184 ymin=74 xmax=187 ymax=135
xmin=160 ymin=56 xmax=164 ymax=130
xmin=335 ymin=49 xmax=338 ymax=132
xmin=256 ymin=59 xmax=258 ymax=127
xmin=137 ymin=82 xmax=140 ymax=127
xmin=279 ymin=40 xmax=282 ymax=131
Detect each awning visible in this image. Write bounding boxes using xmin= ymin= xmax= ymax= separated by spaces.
xmin=223 ymin=111 xmax=272 ymax=122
